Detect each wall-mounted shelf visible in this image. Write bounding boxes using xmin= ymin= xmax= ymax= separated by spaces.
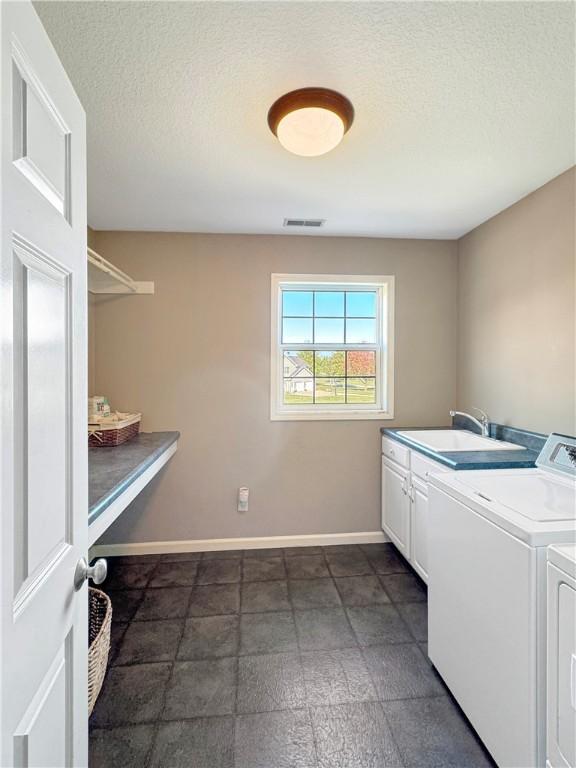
xmin=88 ymin=247 xmax=154 ymax=295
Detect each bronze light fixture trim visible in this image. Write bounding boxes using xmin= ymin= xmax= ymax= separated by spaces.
xmin=268 ymin=87 xmax=355 ymax=156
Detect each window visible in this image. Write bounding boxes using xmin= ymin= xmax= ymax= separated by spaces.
xmin=271 ymin=274 xmax=394 ymax=421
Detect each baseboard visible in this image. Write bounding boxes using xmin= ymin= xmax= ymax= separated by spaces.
xmin=90 ymin=530 xmax=388 ymax=558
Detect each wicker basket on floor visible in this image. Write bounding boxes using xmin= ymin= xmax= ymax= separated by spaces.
xmin=88 ymin=588 xmax=112 ymax=715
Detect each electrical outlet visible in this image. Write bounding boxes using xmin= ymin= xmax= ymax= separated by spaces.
xmin=238 ymin=487 xmax=249 ymax=513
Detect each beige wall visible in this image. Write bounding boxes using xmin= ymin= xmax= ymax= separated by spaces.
xmin=91 ymin=233 xmax=457 ymax=544
xmin=457 ymin=168 xmax=576 ymax=435
xmin=89 ymin=169 xmax=575 ymax=547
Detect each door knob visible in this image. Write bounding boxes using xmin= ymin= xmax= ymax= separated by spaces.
xmin=74 ymin=557 xmax=107 ymax=591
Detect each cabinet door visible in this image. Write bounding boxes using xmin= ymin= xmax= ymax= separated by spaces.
xmin=381 ymin=457 xmax=410 ymax=558
xmin=411 ymin=476 xmax=429 ymax=583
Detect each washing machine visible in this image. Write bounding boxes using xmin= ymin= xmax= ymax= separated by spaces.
xmin=427 ymin=433 xmax=576 ymax=768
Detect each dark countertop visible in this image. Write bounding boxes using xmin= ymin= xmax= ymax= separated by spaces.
xmin=89 ymin=431 xmax=180 ymax=525
xmin=381 ymin=426 xmax=541 ymax=470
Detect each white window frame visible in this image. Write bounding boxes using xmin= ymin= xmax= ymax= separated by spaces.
xmin=270 ymin=273 xmax=395 ymax=421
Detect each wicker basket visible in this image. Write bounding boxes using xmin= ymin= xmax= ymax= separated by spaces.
xmin=88 ymin=412 xmax=141 ymax=447
xmin=88 ymin=588 xmax=112 ymax=715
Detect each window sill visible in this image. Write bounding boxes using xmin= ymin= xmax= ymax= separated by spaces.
xmin=270 ymin=409 xmax=395 ymax=422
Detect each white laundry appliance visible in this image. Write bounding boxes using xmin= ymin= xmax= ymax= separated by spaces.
xmin=427 ymin=433 xmax=576 ymax=768
xmin=547 ymin=543 xmax=576 ymax=768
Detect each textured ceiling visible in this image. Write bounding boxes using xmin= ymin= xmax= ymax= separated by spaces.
xmin=35 ymin=1 xmax=575 ymax=238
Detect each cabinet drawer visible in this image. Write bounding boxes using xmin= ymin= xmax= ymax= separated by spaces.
xmin=381 ymin=437 xmax=410 ymax=468
xmin=411 ymin=451 xmax=450 ymax=481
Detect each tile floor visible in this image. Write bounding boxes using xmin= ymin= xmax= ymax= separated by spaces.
xmin=91 ymin=543 xmax=495 ymax=768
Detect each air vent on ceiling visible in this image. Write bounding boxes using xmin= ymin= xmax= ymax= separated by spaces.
xmin=283 ymin=218 xmax=326 ymax=228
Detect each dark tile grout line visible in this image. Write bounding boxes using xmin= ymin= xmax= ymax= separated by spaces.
xmin=324 ymin=559 xmax=415 ymax=768
xmin=106 ymin=545 xmax=422 ymax=598
xmin=108 ymin=637 xmax=428 ymax=673
xmin=110 ymin=541 xmax=417 ymax=567
xmin=90 ymin=689 xmax=451 ymax=731
xmin=108 ymin=578 xmax=424 ymax=621
xmin=393 ymin=598 xmax=428 ymax=651
xmin=288 ymin=549 xmax=351 ymax=767
xmin=142 ymin=560 xmax=201 ymax=768
xmin=108 ymin=597 xmax=425 ymax=650
xmin=375 ymin=701 xmax=408 ymax=768
xmin=110 ymin=542 xmax=416 ymax=567
xmin=305 ymin=704 xmax=321 ymax=768
xmin=255 ymin=555 xmax=320 ymax=764
xmin=106 ymin=621 xmax=128 ymax=667
xmin=231 ymin=556 xmax=245 ymax=758
xmin=345 ymin=559 xmax=433 ymax=768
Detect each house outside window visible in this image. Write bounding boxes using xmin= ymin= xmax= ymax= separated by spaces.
xmin=270 ymin=274 xmax=395 ymax=421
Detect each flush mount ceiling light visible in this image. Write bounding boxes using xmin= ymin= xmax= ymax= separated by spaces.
xmin=267 ymin=87 xmax=354 ymax=157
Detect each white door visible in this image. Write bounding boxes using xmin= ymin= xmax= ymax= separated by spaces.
xmin=410 ymin=475 xmax=429 ymax=583
xmin=381 ymin=457 xmax=411 ymax=558
xmin=1 ymin=2 xmax=88 ymax=766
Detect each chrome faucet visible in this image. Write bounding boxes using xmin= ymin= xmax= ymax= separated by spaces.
xmin=449 ymin=408 xmax=490 ymax=437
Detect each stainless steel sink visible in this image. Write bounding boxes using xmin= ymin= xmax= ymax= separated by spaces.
xmin=396 ymin=429 xmax=525 ymax=452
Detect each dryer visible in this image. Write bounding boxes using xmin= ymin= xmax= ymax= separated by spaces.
xmin=427 ymin=434 xmax=576 ymax=768
xmin=547 ymin=544 xmax=576 ymax=768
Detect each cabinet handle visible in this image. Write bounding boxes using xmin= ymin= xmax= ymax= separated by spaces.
xmin=402 ymin=479 xmax=407 ymax=495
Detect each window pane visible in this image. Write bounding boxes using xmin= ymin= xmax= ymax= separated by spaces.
xmin=283 ymin=291 xmax=313 ymax=317
xmin=346 ymin=318 xmax=377 ymax=344
xmin=346 ymin=377 xmax=376 ymax=404
xmin=346 ymin=350 xmax=376 ymax=376
xmin=283 ymin=318 xmax=313 ymax=343
xmin=315 ymin=318 xmax=344 ymax=343
xmin=283 ymin=351 xmax=314 ymax=378
xmin=283 ymin=378 xmax=313 ymax=404
xmin=315 ymin=350 xmax=345 ymax=377
xmin=346 ymin=292 xmax=377 ymax=318
xmin=315 ymin=378 xmax=345 ymax=404
xmin=314 ymin=291 xmax=344 ymax=317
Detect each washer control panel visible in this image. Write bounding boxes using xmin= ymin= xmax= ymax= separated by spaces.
xmin=537 ymin=433 xmax=576 ymax=477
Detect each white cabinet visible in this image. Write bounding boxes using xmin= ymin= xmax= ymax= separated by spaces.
xmin=381 ymin=437 xmax=451 ymax=583
xmin=547 ymin=545 xmax=576 ymax=768
xmin=381 ymin=457 xmax=411 ymax=558
xmin=410 ymin=475 xmax=429 ymax=581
